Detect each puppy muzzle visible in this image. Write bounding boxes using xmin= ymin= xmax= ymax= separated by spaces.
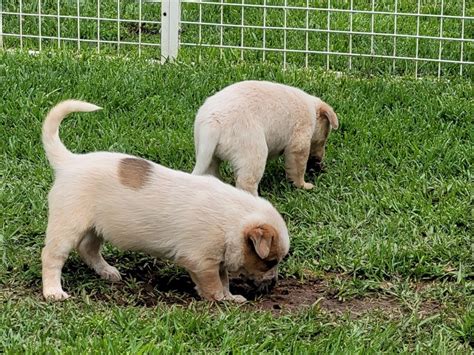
xmin=306 ymin=156 xmax=325 ymax=177
xmin=252 ymin=277 xmax=277 ymax=294
xmin=243 ymin=274 xmax=278 ymax=294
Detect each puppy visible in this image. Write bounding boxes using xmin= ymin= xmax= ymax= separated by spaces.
xmin=192 ymin=80 xmax=339 ymax=195
xmin=41 ymin=100 xmax=289 ymax=303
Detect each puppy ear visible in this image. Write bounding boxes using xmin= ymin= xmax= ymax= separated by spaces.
xmin=246 ymin=225 xmax=273 ymax=259
xmin=319 ymin=102 xmax=339 ymax=130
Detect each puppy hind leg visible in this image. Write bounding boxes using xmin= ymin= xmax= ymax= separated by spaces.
xmin=77 ymin=231 xmax=121 ymax=282
xmin=233 ymin=146 xmax=267 ymax=196
xmin=192 ymin=123 xmax=220 ymax=176
xmin=192 ymin=158 xmax=210 ymax=176
xmin=205 ymin=157 xmax=221 ymax=178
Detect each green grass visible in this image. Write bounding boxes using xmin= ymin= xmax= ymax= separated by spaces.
xmin=0 ymin=51 xmax=473 ymax=352
xmin=1 ymin=0 xmax=473 ymax=76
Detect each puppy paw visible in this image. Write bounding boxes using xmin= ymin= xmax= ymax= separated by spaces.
xmin=99 ymin=266 xmax=122 ymax=282
xmin=302 ymin=182 xmax=314 ymax=190
xmin=224 ymin=294 xmax=247 ymax=303
xmin=43 ymin=288 xmax=70 ymax=301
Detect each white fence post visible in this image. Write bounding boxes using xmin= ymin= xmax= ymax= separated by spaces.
xmin=0 ymin=1 xmax=3 ymax=49
xmin=161 ymin=0 xmax=181 ymax=63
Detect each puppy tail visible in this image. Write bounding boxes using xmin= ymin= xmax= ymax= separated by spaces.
xmin=192 ymin=122 xmax=220 ymax=175
xmin=42 ymin=100 xmax=102 ymax=168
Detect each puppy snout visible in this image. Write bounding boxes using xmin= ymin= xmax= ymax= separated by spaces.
xmin=306 ymin=156 xmax=325 ymax=176
xmin=252 ymin=276 xmax=278 ymax=294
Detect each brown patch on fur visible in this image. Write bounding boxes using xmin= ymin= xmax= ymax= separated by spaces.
xmin=118 ymin=157 xmax=152 ymax=190
xmin=318 ymin=102 xmax=339 ymax=129
xmin=243 ymin=224 xmax=283 ymax=272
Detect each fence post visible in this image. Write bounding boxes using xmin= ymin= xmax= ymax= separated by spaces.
xmin=0 ymin=1 xmax=3 ymax=49
xmin=161 ymin=0 xmax=181 ymax=62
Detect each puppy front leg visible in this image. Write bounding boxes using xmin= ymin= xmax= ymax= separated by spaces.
xmin=219 ymin=264 xmax=247 ymax=303
xmin=284 ymin=143 xmax=314 ymax=190
xmin=187 ymin=267 xmax=225 ymax=301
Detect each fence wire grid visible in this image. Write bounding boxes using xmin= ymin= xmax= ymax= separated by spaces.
xmin=1 ymin=0 xmax=473 ymax=77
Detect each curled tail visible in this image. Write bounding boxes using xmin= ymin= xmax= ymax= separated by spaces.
xmin=42 ymin=100 xmax=102 ymax=168
xmin=192 ymin=120 xmax=221 ymax=175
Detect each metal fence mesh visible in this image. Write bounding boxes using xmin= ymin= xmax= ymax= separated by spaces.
xmin=1 ymin=0 xmax=473 ymax=77
xmin=0 ymin=1 xmax=163 ymax=57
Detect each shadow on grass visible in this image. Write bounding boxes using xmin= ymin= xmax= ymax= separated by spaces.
xmin=38 ymin=255 xmax=441 ymax=317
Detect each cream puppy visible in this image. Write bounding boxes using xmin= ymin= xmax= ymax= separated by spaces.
xmin=192 ymin=80 xmax=339 ymax=195
xmin=41 ymin=100 xmax=289 ymax=303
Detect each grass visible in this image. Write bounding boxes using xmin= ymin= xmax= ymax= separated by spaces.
xmin=1 ymin=0 xmax=473 ymax=76
xmin=0 ymin=50 xmax=473 ymax=352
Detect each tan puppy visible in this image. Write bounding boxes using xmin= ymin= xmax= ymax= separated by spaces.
xmin=192 ymin=80 xmax=339 ymax=196
xmin=41 ymin=100 xmax=289 ymax=303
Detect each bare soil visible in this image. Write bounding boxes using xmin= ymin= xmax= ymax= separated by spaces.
xmin=87 ymin=263 xmax=440 ymax=317
xmin=248 ymin=278 xmax=439 ymax=316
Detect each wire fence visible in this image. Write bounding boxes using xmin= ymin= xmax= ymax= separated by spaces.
xmin=0 ymin=1 xmax=163 ymax=56
xmin=1 ymin=0 xmax=473 ymax=77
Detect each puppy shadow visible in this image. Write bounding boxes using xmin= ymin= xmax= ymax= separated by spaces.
xmin=59 ymin=253 xmax=269 ymax=306
xmin=258 ymin=159 xmax=290 ymax=196
xmin=259 ymin=157 xmax=326 ymax=196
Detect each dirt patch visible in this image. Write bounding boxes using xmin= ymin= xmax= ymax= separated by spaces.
xmin=17 ymin=259 xmax=439 ymax=317
xmin=82 ymin=264 xmax=439 ymax=317
xmin=249 ymin=278 xmax=438 ymax=316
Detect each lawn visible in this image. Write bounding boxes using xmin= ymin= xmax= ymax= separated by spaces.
xmin=0 ymin=49 xmax=473 ymax=353
xmin=1 ymin=0 xmax=473 ymax=76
